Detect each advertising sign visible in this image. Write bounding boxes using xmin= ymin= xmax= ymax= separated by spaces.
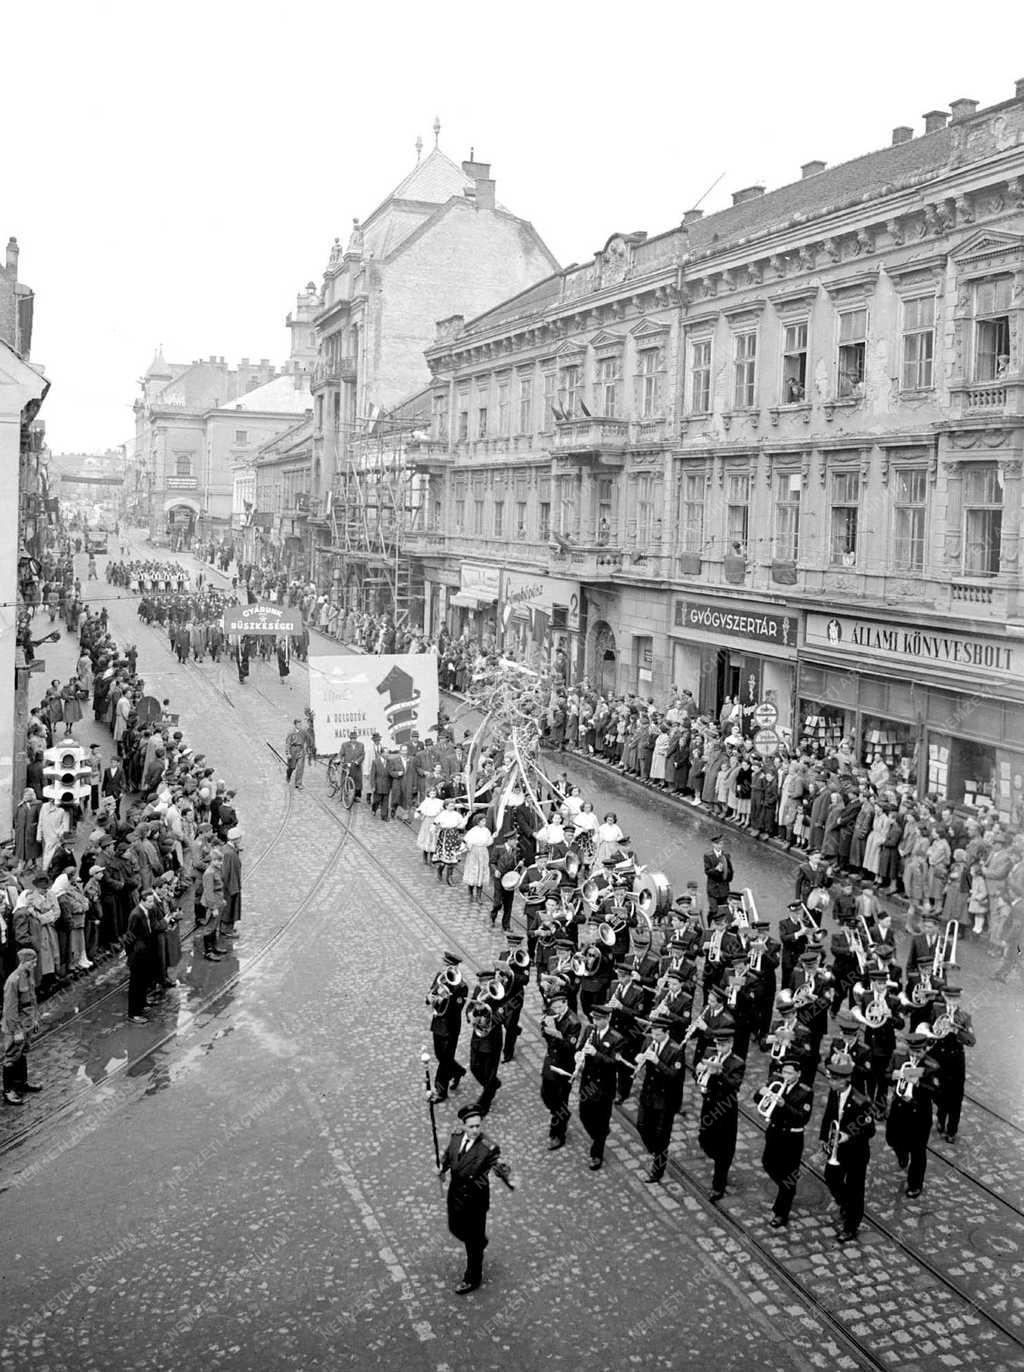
xmin=223 ymin=604 xmax=304 ymax=636
xmin=674 ymin=598 xmax=798 ymax=648
xmin=805 ymin=611 xmax=1017 ymax=678
xmin=307 ymin=650 xmax=440 ymax=754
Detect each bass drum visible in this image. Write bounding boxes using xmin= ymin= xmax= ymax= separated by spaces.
xmin=620 ymin=892 xmax=653 ymax=956
xmin=634 ymin=870 xmax=672 ymax=922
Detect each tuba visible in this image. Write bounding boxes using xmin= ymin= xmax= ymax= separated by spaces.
xmin=547 ymin=852 xmax=582 ymax=882
xmin=756 ymin=1079 xmax=786 ymax=1122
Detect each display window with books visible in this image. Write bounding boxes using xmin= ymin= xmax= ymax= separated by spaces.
xmin=860 ymin=716 xmax=917 ymax=784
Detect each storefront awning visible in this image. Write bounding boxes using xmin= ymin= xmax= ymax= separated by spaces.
xmin=450 ymin=591 xmax=495 ymax=609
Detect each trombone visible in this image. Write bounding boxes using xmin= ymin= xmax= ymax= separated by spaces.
xmin=846 ymin=927 xmax=868 ymax=976
xmin=932 ymin=921 xmax=959 ymax=979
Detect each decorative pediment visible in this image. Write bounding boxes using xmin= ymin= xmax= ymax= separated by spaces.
xmin=824 ymin=270 xmax=880 ymax=302
xmin=950 ymin=228 xmax=1024 ymax=266
xmin=553 ymin=339 xmax=586 ymax=360
xmin=589 ymin=329 xmax=626 ymax=352
xmin=887 ymin=252 xmax=948 ymax=292
xmin=771 ymin=288 xmax=817 ymax=318
xmin=630 ymin=317 xmax=670 ymax=341
xmin=724 ymin=299 xmax=766 ymax=325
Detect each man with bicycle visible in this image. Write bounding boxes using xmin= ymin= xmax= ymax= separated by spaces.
xmin=336 ymin=730 xmax=365 ymax=803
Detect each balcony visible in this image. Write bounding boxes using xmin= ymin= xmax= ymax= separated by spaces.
xmin=405 ymin=438 xmax=452 ymax=475
xmin=548 ymin=542 xmax=625 ymax=581
xmin=402 ymin=528 xmax=447 ymax=554
xmin=552 ymin=416 xmax=630 ymax=464
xmin=948 ymin=377 xmax=1024 ymax=421
xmin=310 ymin=355 xmax=357 ymax=389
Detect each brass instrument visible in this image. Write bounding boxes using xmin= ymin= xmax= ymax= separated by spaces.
xmin=756 ymin=1079 xmax=786 ymax=1122
xmin=894 ymin=1060 xmax=923 ymax=1101
xmin=596 ymin=921 xmax=619 ymax=948
xmin=933 ymin=921 xmax=959 ymax=978
xmin=508 ymin=947 xmax=530 ymax=970
xmin=911 ymin=971 xmax=933 ymax=1007
xmin=696 ymin=1049 xmax=726 ymax=1094
xmin=796 ymin=904 xmax=820 ymax=938
xmin=635 ymin=869 xmax=673 ymax=921
xmin=726 ymin=969 xmax=746 ymax=1008
xmin=747 ymin=938 xmax=767 ymax=974
xmin=547 ymin=852 xmax=582 ymax=882
xmin=857 ymin=914 xmax=876 ymax=955
xmin=862 ymin=986 xmax=891 ymax=1028
xmin=570 ymin=951 xmax=588 ymax=977
xmin=426 ymin=965 xmax=462 ymax=1011
xmin=825 ymin=1120 xmax=842 ymax=1166
xmin=792 ymin=972 xmax=818 ymax=1008
xmin=705 ymin=928 xmax=724 ymax=964
xmin=846 ymin=927 xmax=868 ymax=976
xmin=931 ymin=1014 xmax=955 ymax=1038
xmin=768 ymin=1023 xmax=796 ymax=1060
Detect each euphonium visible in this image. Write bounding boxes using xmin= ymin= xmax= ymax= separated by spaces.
xmin=931 ymin=1014 xmax=955 ymax=1038
xmin=863 ymin=987 xmax=891 ymax=1027
xmin=756 ymin=1079 xmax=786 ymax=1122
xmin=569 ymin=952 xmax=588 ymax=977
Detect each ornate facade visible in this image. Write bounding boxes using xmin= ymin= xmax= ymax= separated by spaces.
xmin=411 ymin=83 xmax=1024 ymax=818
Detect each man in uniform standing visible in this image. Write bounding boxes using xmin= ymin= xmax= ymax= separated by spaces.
xmin=703 ymin=834 xmax=734 ymax=910
xmin=636 ymin=1007 xmax=686 ymax=1183
xmin=753 ymin=1055 xmax=813 ymax=1227
xmin=576 ymin=1003 xmax=622 ymax=1171
xmin=819 ymin=1054 xmax=875 ymax=1243
xmin=427 ymin=952 xmax=467 ymax=1102
xmin=539 ymin=987 xmax=580 ymax=1151
xmin=697 ymin=1023 xmax=746 ymax=1200
xmin=284 ymin=719 xmax=307 ymax=791
xmin=438 ymin=1103 xmax=506 ymax=1294
xmin=1 ymin=950 xmax=41 ymax=1103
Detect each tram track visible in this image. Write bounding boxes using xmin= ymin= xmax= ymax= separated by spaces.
xmin=260 ymin=747 xmax=1024 ymax=1371
xmin=0 ymin=790 xmax=352 ymax=1171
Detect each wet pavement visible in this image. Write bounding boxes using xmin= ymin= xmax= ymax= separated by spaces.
xmin=2 ymin=532 xmax=1022 ymax=1372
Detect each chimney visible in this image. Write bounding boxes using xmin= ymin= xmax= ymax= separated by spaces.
xmin=892 ymin=126 xmax=913 ymax=145
xmin=462 ymin=156 xmax=495 ymax=212
xmin=475 ymin=178 xmax=496 ymax=211
xmin=949 ymin=98 xmax=979 ymax=122
xmin=801 ymin=160 xmax=826 ymax=179
xmin=1016 ymin=77 xmax=1024 ymax=100
xmin=923 ymin=109 xmax=949 ymax=133
xmin=683 ymin=208 xmax=704 ymax=225
xmin=732 ymin=185 xmax=765 ymax=206
xmin=5 ymin=236 xmax=18 ymax=275
xmin=241 ymin=357 xmax=249 ymax=367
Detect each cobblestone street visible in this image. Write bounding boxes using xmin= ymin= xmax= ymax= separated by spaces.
xmin=2 ymin=538 xmax=1023 ymax=1372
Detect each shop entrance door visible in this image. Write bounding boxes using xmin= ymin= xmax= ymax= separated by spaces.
xmin=716 ymin=650 xmax=741 ymax=713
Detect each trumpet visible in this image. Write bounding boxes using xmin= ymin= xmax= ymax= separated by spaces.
xmin=857 ymin=914 xmax=876 ymax=956
xmin=756 ymin=1079 xmax=786 ymax=1122
xmin=825 ymin=1119 xmax=842 ymax=1165
xmin=894 ymin=1060 xmax=924 ymax=1101
xmin=933 ymin=921 xmax=959 ymax=979
xmin=696 ymin=1049 xmax=726 ymax=1094
xmin=726 ymin=971 xmax=746 ymax=1008
xmin=705 ymin=928 xmax=724 ymax=964
xmin=796 ymin=905 xmax=820 ymax=938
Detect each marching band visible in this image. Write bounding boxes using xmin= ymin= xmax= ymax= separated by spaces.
xmin=425 ymin=774 xmax=977 ymax=1291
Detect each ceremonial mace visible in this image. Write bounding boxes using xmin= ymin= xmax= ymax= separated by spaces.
xmin=420 ymin=1047 xmax=442 ymax=1184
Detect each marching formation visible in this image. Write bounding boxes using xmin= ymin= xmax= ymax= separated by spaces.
xmin=421 ymin=774 xmax=981 ymax=1291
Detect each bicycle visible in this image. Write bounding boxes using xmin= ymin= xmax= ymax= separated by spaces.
xmin=326 ymin=755 xmax=357 ymax=809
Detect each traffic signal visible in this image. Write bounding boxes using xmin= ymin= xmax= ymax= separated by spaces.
xmin=42 ymin=743 xmax=92 ymax=807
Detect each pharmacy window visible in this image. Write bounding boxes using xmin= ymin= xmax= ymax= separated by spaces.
xmin=837 ymin=309 xmax=866 ymax=398
xmin=973 ymin=279 xmax=1011 ymax=382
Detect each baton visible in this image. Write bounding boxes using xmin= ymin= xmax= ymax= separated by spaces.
xmin=420 ymin=1047 xmax=442 ymax=1181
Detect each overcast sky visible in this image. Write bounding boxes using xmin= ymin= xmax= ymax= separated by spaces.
xmin=8 ymin=2 xmax=1024 ymax=454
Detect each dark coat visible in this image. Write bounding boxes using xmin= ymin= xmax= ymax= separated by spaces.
xmin=441 ymin=1129 xmax=501 ymax=1240
xmin=703 ymin=849 xmax=734 ymax=906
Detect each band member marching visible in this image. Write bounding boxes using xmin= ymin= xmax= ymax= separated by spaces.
xmin=852 ymin=966 xmax=904 ymax=1115
xmin=634 ymin=1007 xmax=686 ymax=1184
xmin=427 ymin=951 xmax=468 ymax=1102
xmin=820 ymin=1010 xmax=872 ymax=1094
xmin=753 ymin=1055 xmax=813 ymax=1228
xmin=576 ymin=1003 xmax=623 ymax=1171
xmin=819 ymin=1054 xmax=875 ymax=1243
xmin=607 ymin=958 xmax=653 ymax=1102
xmin=539 ymin=987 xmax=581 ymax=1150
xmin=885 ymin=1027 xmax=940 ymax=1198
xmin=496 ymin=935 xmax=530 ymax=1064
xmin=466 ymin=988 xmax=504 ymax=1116
xmin=438 ymin=1103 xmax=511 ymax=1295
xmin=927 ymin=984 xmax=975 ymax=1143
xmin=697 ymin=1023 xmax=746 ymax=1201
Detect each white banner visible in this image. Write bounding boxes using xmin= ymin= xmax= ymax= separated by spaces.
xmin=307 ymin=650 xmax=440 ymax=754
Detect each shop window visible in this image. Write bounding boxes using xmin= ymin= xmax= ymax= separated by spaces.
xmin=518 ymin=376 xmax=533 ymax=433
xmin=678 ymin=471 xmax=704 ymax=553
xmin=690 ymin=338 xmax=711 ymax=413
xmin=782 ymin=322 xmax=808 ymax=402
xmin=726 ymin=473 xmax=750 ymax=552
xmin=558 ymin=363 xmax=582 ymax=419
xmin=891 ymin=468 xmax=927 ymax=572
xmin=473 ymin=500 xmax=484 ymax=535
xmin=973 ymin=279 xmax=1011 ymax=381
xmin=773 ymin=472 xmax=801 ymax=561
xmin=493 ymin=501 xmax=504 ymax=537
xmin=538 ymin=501 xmax=551 ymax=541
xmin=497 ymin=381 xmax=510 ymax=436
xmin=862 ymin=716 xmax=917 ymax=783
xmin=930 ymin=735 xmax=996 ymax=809
xmin=901 ymin=296 xmax=935 ymax=390
xmin=962 ymin=463 xmax=1002 ymax=577
xmin=542 ymin=371 xmax=556 ymax=429
xmin=733 ymin=331 xmax=757 ymax=409
xmin=597 ymin=355 xmax=621 ymax=416
xmin=829 ymin=470 xmax=860 ymax=566
xmin=477 ymin=406 xmax=488 ymax=439
xmin=635 ymin=349 xmax=663 ymax=419
xmin=837 ymin=309 xmax=867 ymax=398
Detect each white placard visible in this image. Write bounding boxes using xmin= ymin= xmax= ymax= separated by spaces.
xmin=307 ymin=650 xmax=440 ymax=754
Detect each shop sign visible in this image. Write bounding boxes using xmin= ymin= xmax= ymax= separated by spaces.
xmin=502 ymin=571 xmax=580 ymax=632
xmin=753 ymin=701 xmax=779 ymax=729
xmin=674 ymin=598 xmax=797 ymax=648
xmin=460 ymin=562 xmax=500 ymax=599
xmin=166 ymin=475 xmax=198 ymax=490
xmin=753 ymin=727 xmax=780 ymax=757
xmin=806 ymin=612 xmax=1018 ymax=678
